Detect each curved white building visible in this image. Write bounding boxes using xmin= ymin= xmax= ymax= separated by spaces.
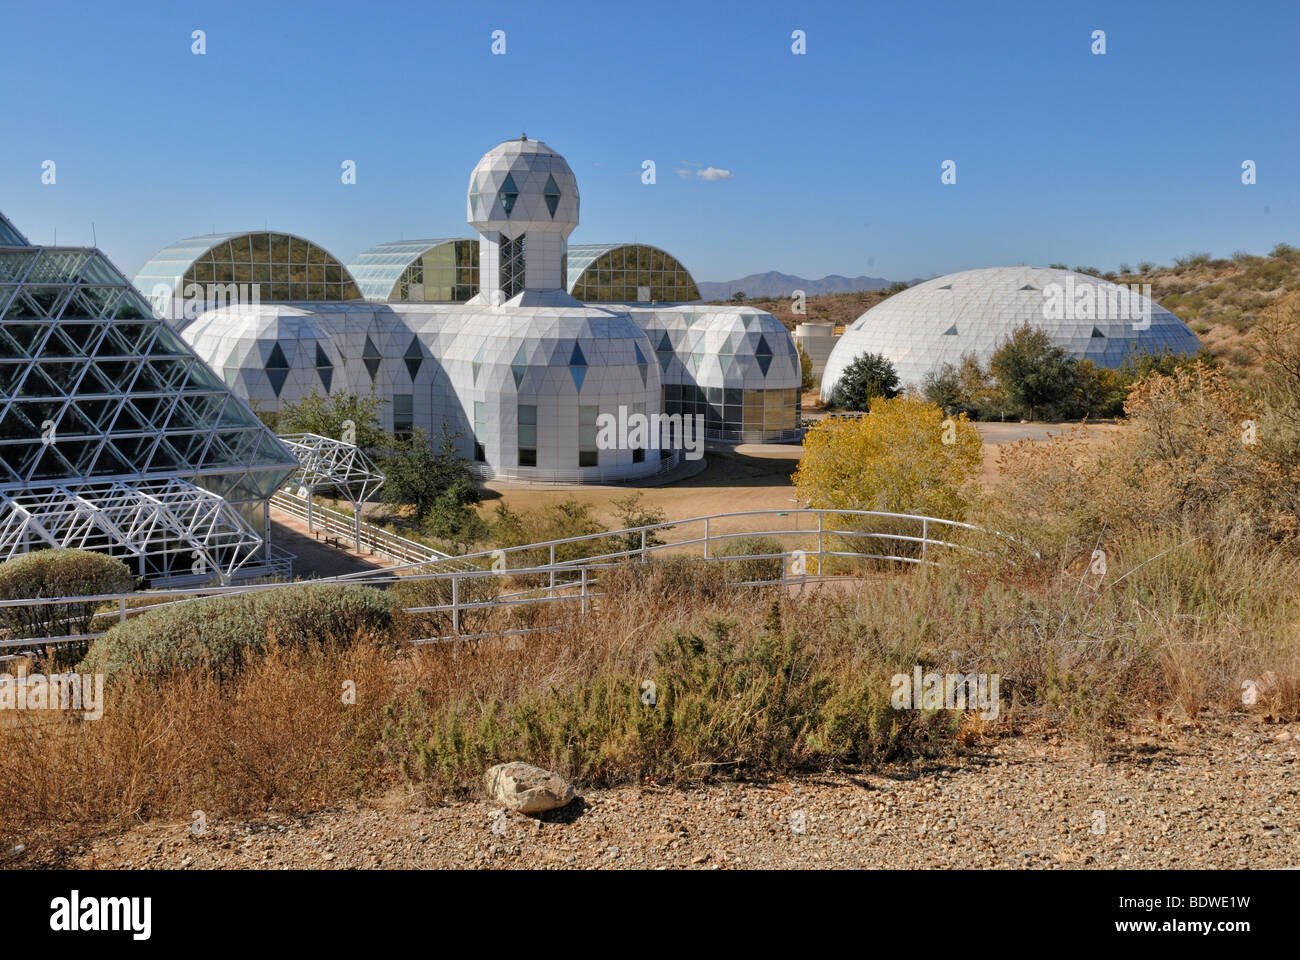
xmin=151 ymin=136 xmax=802 ymax=483
xmin=821 ymin=266 xmax=1202 ymax=400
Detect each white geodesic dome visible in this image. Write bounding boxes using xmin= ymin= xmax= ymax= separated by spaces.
xmin=821 ymin=266 xmax=1202 ymax=399
xmin=467 ymin=137 xmax=579 ymax=235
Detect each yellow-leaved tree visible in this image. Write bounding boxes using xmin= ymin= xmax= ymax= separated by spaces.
xmin=794 ymin=395 xmax=982 ymax=519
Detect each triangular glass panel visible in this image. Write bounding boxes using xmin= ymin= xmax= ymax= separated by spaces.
xmin=500 ymin=173 xmax=519 ymax=215
xmin=943 ymin=325 xmax=958 ymax=336
xmin=511 ymin=343 xmax=527 ymax=389
xmin=362 ymin=335 xmax=381 ymax=381
xmin=404 ymin=336 xmax=422 ymax=380
xmin=543 ymin=174 xmax=561 ymax=218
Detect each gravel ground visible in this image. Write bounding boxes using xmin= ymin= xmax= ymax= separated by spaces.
xmin=16 ymin=715 xmax=1298 ymax=870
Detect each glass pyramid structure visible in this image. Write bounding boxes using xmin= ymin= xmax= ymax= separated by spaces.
xmin=0 ymin=210 xmax=298 ymax=584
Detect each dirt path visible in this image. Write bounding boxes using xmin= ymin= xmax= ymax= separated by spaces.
xmin=21 ymin=716 xmax=1296 ymax=870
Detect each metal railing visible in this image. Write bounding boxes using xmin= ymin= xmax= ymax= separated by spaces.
xmin=0 ymin=508 xmax=1018 ymax=651
xmin=269 ymin=490 xmax=454 ymax=566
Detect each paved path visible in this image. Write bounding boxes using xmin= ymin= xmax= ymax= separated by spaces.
xmin=268 ymin=517 xmax=397 ymax=580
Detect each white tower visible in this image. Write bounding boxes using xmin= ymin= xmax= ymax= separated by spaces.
xmin=467 ymin=136 xmax=580 ymax=305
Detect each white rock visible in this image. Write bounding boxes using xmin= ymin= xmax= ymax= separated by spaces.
xmin=484 ymin=762 xmax=576 ymax=813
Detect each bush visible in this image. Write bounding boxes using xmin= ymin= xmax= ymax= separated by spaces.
xmin=794 ymin=395 xmax=982 ymax=519
xmin=389 ymin=574 xmax=502 ymax=639
xmin=80 ymin=583 xmax=398 ymax=682
xmin=490 ymin=497 xmax=611 ymax=566
xmin=396 ymin=607 xmax=953 ymax=788
xmin=828 ymin=352 xmax=900 ymax=410
xmin=714 ymin=535 xmax=788 ymax=582
xmin=599 ymin=557 xmax=731 ymax=604
xmin=0 ymin=550 xmax=135 ymax=668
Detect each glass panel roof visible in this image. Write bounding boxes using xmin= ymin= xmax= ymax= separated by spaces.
xmin=347 ymin=238 xmax=468 ymax=300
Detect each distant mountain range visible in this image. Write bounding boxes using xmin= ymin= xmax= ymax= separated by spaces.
xmin=696 ymin=271 xmax=918 ymax=300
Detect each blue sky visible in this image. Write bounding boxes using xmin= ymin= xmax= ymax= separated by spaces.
xmin=3 ymin=0 xmax=1297 ymax=284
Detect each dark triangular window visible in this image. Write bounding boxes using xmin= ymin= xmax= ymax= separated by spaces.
xmin=543 ymin=174 xmax=561 ymax=218
xmin=500 ymin=173 xmax=519 ymax=216
xmin=404 ymin=336 xmax=423 ymax=380
xmin=362 ymin=335 xmax=381 ymax=381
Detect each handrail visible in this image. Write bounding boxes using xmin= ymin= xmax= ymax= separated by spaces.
xmin=269 ymin=490 xmax=461 ymax=567
xmin=0 ymin=508 xmax=1020 ymax=649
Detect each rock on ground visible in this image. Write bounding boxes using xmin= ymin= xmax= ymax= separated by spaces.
xmin=485 ymin=762 xmax=576 ymax=814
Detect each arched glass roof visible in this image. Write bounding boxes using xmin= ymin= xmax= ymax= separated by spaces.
xmin=347 ymin=238 xmax=479 ymax=302
xmin=566 ymin=243 xmax=699 ymax=303
xmin=133 ymin=232 xmax=361 ymax=311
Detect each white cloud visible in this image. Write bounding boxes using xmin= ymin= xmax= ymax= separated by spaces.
xmin=696 ymin=167 xmax=732 ymax=181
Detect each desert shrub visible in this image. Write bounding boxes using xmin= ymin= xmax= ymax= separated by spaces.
xmin=0 ymin=550 xmax=135 ymax=668
xmin=490 ymin=497 xmax=612 ymax=566
xmin=714 ymin=535 xmax=788 ymax=582
xmin=0 ymin=641 xmax=396 ymax=839
xmin=599 ymin=557 xmax=730 ymax=604
xmin=795 ymin=395 xmax=981 ymax=519
xmin=1066 ymin=358 xmax=1126 ymax=419
xmin=394 ymin=606 xmax=954 ymax=789
xmin=608 ymin=492 xmax=672 ymax=556
xmin=980 ymin=361 xmax=1300 ymax=568
xmin=80 ymin=583 xmax=398 ymax=683
xmin=1119 ymin=363 xmax=1296 ymax=538
xmin=388 ymin=573 xmax=503 ymax=639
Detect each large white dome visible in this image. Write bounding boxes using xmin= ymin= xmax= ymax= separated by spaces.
xmin=820 ymin=266 xmax=1203 ymax=399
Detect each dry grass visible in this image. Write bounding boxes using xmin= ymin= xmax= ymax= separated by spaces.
xmin=3 ymin=527 xmax=1298 ymax=851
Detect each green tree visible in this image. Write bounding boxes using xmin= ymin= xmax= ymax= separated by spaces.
xmin=278 ymin=390 xmax=388 ymax=452
xmin=380 ymin=429 xmax=479 ymax=523
xmin=921 ymin=362 xmax=963 ymax=413
xmin=829 ymin=352 xmax=900 ymax=411
xmin=427 ymin=477 xmax=489 ymax=552
xmin=988 ymin=323 xmax=1077 ymax=420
